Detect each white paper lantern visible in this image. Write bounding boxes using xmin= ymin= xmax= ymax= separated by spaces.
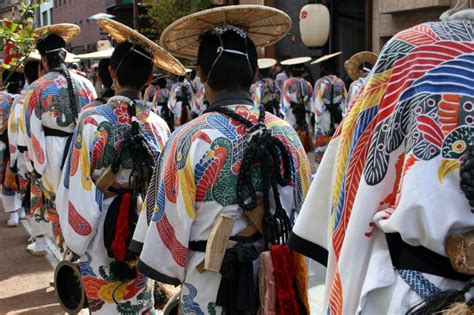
xmin=299 ymin=4 xmax=330 ymax=47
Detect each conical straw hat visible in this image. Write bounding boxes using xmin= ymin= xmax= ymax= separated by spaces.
xmin=310 ymin=51 xmax=342 ymax=65
xmin=97 ymin=18 xmax=186 ymax=76
xmin=33 ymin=23 xmax=80 ymax=44
xmin=281 ymin=56 xmax=311 ymax=66
xmin=258 ymin=58 xmax=277 ymax=69
xmin=29 ymin=50 xmax=79 ymax=63
xmin=160 ymin=5 xmax=292 ymax=60
xmin=76 ymin=48 xmax=114 ymax=60
xmin=344 ymin=51 xmax=378 ymax=81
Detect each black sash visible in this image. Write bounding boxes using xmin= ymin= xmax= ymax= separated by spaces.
xmin=43 ymin=126 xmax=73 ymax=169
xmin=386 ymin=233 xmax=471 ymax=282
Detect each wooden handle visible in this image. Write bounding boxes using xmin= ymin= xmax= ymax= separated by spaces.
xmin=95 ymin=165 xmax=120 ymax=193
xmin=203 ymin=214 xmax=235 ymax=273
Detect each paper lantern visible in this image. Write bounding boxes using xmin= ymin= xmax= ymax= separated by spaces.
xmin=299 ymin=4 xmax=330 ymax=47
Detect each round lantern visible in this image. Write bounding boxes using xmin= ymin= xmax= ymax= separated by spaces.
xmin=299 ymin=4 xmax=330 ymax=47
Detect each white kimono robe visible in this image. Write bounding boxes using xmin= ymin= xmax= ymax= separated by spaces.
xmin=57 ymin=96 xmax=170 ymax=314
xmin=7 ymin=93 xmax=29 ymax=204
xmin=136 ymin=103 xmax=311 ymax=314
xmin=280 ymin=77 xmax=313 ymax=152
xmin=289 ymin=20 xmax=474 ymax=314
xmin=311 ymin=75 xmax=347 ymax=166
xmin=23 ymin=68 xmax=96 ymax=241
xmin=251 ymin=78 xmax=280 ymax=116
xmin=0 ymin=91 xmax=21 ymax=213
xmin=168 ymin=80 xmax=194 ymax=128
xmin=16 ymin=90 xmax=49 ymax=237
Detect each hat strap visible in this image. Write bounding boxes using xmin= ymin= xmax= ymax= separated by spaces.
xmin=207 ymin=34 xmax=253 ymax=83
xmin=216 ymin=46 xmax=248 ymax=57
xmin=45 ymin=47 xmax=67 ymax=54
xmin=130 ymin=47 xmax=152 ymax=61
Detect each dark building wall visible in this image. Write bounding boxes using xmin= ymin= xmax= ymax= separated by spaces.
xmin=274 ymin=0 xmax=366 ymax=82
xmin=274 ymin=0 xmax=323 ymax=59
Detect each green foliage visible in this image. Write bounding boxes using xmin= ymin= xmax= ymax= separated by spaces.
xmin=0 ymin=0 xmax=43 ymax=73
xmin=141 ymin=0 xmax=213 ymax=41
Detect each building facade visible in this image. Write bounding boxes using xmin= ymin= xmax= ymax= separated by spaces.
xmin=0 ymin=0 xmax=20 ymax=21
xmin=372 ymin=0 xmax=460 ymax=52
xmin=106 ymin=0 xmax=134 ymax=28
xmin=38 ymin=0 xmax=53 ymax=27
xmin=52 ymin=0 xmax=108 ymax=53
xmin=228 ymin=0 xmax=466 ymax=81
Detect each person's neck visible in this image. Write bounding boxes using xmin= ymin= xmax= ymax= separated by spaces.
xmin=206 ymin=88 xmax=248 ymax=103
xmin=114 ymin=87 xmax=140 ymax=100
xmin=48 ymin=63 xmax=67 ymax=72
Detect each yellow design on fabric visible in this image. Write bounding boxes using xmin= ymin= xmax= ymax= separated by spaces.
xmin=438 ymin=159 xmax=460 ymax=183
xmin=180 ymin=154 xmax=196 ymax=219
xmin=80 ymin=137 xmax=92 ymax=190
xmin=97 ymin=282 xmax=128 ymax=304
xmin=330 ymin=70 xmax=391 ymax=233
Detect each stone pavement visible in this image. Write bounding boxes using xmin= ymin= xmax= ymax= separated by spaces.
xmin=0 ymin=210 xmax=65 ymax=314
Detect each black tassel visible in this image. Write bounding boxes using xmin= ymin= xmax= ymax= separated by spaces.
xmin=406 ymin=280 xmax=474 ymax=315
xmin=111 ymin=259 xmax=137 ymax=282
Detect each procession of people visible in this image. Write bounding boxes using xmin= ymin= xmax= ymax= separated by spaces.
xmin=0 ymin=3 xmax=473 ymax=315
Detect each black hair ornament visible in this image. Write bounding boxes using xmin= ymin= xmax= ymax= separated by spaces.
xmin=204 ymin=105 xmax=293 ymax=249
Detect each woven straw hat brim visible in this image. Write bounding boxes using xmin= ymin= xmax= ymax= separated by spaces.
xmin=27 ymin=50 xmax=41 ymax=61
xmin=258 ymin=58 xmax=277 ymax=69
xmin=65 ymin=53 xmax=79 ymax=63
xmin=76 ymin=48 xmax=114 ymax=60
xmin=281 ymin=56 xmax=311 ymax=66
xmin=160 ymin=5 xmax=292 ymax=60
xmin=310 ymin=51 xmax=342 ymax=65
xmin=345 ymin=51 xmax=378 ymax=81
xmin=97 ymin=18 xmax=186 ymax=76
xmin=28 ymin=49 xmax=78 ymax=63
xmin=33 ymin=23 xmax=80 ymax=44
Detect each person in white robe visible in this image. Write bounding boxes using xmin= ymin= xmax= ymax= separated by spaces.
xmin=289 ymin=9 xmax=474 ymax=314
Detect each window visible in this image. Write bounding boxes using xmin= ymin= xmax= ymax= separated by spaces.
xmin=42 ymin=11 xmax=47 ymax=26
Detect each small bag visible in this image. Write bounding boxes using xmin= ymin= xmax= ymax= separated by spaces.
xmin=446 ymin=230 xmax=474 ymax=275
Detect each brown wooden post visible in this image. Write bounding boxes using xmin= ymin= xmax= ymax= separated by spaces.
xmin=365 ymin=0 xmax=373 ymax=51
xmin=264 ymin=0 xmax=276 ymax=58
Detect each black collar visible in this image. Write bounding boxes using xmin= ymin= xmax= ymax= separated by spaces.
xmin=208 ymin=91 xmax=254 ymax=110
xmin=117 ymin=90 xmax=140 ymax=101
